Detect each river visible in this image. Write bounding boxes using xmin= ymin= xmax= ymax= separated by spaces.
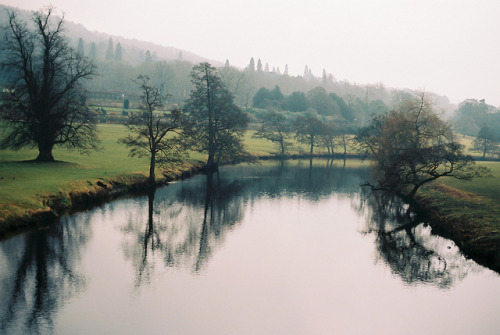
xmin=1 ymin=159 xmax=499 ymax=334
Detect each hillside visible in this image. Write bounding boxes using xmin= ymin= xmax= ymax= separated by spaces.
xmin=0 ymin=3 xmax=457 ymax=120
xmin=0 ymin=4 xmax=213 ymax=66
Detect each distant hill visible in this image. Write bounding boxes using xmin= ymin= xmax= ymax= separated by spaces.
xmin=0 ymin=4 xmax=215 ymax=66
xmin=0 ymin=4 xmax=457 ymax=119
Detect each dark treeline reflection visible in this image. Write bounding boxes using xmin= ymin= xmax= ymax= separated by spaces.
xmin=0 ymin=216 xmax=91 ymax=334
xmin=120 ymin=159 xmax=370 ymax=282
xmin=358 ymin=190 xmax=478 ymax=288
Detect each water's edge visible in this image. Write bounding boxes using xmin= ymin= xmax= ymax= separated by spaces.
xmin=1 ymin=157 xmax=498 ymax=275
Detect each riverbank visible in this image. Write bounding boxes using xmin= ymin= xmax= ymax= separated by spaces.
xmin=417 ymin=183 xmax=500 ymax=273
xmin=1 ymin=155 xmax=500 ymax=276
xmin=0 ymin=161 xmax=205 ymax=238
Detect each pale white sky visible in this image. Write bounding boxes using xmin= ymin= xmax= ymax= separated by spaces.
xmin=2 ymin=0 xmax=500 ymax=106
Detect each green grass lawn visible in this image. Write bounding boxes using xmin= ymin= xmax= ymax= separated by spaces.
xmin=439 ymin=161 xmax=500 ymax=202
xmin=0 ymin=125 xmax=284 ymax=221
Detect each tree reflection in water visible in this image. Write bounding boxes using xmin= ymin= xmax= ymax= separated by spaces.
xmin=359 ymin=190 xmax=479 ymax=288
xmin=121 ymin=160 xmax=371 ymax=285
xmin=120 ymin=159 xmax=479 ymax=289
xmin=0 ymin=216 xmax=90 ymax=334
xmin=121 ymin=171 xmax=248 ymax=285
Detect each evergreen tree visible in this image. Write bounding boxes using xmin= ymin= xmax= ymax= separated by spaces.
xmin=105 ymin=37 xmax=114 ymax=60
xmin=286 ymin=91 xmax=309 ymax=112
xmin=77 ymin=37 xmax=84 ymax=57
xmin=114 ymin=42 xmax=122 ymax=61
xmin=225 ymin=59 xmax=230 ymax=68
xmin=284 ymin=64 xmax=289 ymax=76
xmin=257 ymin=58 xmax=263 ymax=72
xmin=145 ymin=50 xmax=152 ymax=62
xmin=248 ymin=57 xmax=255 ymax=71
xmin=89 ymin=42 xmax=97 ymax=59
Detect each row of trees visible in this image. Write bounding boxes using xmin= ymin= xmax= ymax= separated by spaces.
xmin=252 ymin=85 xmax=358 ymax=122
xmin=253 ymin=111 xmax=350 ymax=157
xmin=0 ymin=7 xmax=489 ymax=201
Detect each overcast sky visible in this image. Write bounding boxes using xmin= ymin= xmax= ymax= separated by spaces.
xmin=2 ymin=0 xmax=500 ymax=106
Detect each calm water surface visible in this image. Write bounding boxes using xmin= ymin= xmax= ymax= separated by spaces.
xmin=1 ymin=159 xmax=499 ymax=334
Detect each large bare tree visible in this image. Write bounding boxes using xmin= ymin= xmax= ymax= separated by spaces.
xmin=120 ymin=75 xmax=186 ymax=186
xmin=0 ymin=7 xmax=97 ymax=162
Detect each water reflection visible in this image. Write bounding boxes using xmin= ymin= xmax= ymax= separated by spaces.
xmin=121 ymin=172 xmax=249 ymax=282
xmin=360 ymin=190 xmax=478 ymax=288
xmin=121 ymin=160 xmax=483 ymax=289
xmin=1 ymin=159 xmax=498 ymax=334
xmin=0 ymin=217 xmax=90 ymax=334
xmin=121 ymin=160 xmax=370 ymax=281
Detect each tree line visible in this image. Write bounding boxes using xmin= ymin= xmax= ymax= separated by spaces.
xmin=0 ymin=7 xmax=489 ymax=200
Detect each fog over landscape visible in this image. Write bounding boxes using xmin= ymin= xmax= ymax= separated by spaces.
xmin=2 ymin=1 xmax=500 ymax=334
xmin=2 ymin=0 xmax=499 ymax=106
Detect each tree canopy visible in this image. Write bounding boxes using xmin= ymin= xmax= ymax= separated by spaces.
xmin=356 ymin=94 xmax=488 ymax=201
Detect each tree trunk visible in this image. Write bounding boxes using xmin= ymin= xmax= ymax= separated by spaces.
xmin=207 ymin=153 xmax=215 ymax=172
xmin=35 ymin=146 xmax=55 ymax=162
xmin=149 ymin=151 xmax=156 ymax=187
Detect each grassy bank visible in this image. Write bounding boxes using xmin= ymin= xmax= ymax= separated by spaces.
xmin=0 ymin=124 xmax=206 ymax=233
xmin=417 ymin=161 xmax=500 ymax=271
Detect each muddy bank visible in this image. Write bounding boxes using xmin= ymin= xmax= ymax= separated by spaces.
xmin=0 ymin=163 xmax=205 ymax=239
